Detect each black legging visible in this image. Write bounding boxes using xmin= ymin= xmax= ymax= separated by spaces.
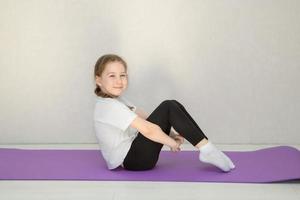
xmin=123 ymin=100 xmax=208 ymax=171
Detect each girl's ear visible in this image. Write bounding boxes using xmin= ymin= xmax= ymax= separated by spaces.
xmin=95 ymin=76 xmax=102 ymax=87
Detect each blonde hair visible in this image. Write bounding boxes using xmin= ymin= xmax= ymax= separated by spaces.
xmin=94 ymin=54 xmax=128 ymax=98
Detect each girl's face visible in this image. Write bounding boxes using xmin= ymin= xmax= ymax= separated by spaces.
xmin=96 ymin=61 xmax=128 ymax=97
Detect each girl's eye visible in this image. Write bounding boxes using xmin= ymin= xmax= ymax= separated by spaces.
xmin=109 ymin=74 xmax=127 ymax=78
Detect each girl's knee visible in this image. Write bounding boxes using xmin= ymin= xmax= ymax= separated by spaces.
xmin=158 ymin=100 xmax=182 ymax=111
xmin=159 ymin=100 xmax=172 ymax=108
xmin=160 ymin=99 xmax=179 ymax=106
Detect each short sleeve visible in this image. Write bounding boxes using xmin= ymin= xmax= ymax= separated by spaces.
xmin=95 ymin=99 xmax=137 ymax=132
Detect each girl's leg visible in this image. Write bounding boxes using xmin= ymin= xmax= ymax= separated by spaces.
xmin=172 ymin=100 xmax=235 ymax=171
xmin=171 ymin=100 xmax=209 ymax=147
xmin=123 ymin=100 xmax=208 ymax=171
xmin=170 ymin=100 xmax=208 ymax=140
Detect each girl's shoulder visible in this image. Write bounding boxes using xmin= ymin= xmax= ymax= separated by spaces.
xmin=95 ymin=96 xmax=120 ymax=107
xmin=96 ymin=96 xmax=115 ymax=102
xmin=95 ymin=96 xmax=130 ymax=107
xmin=95 ymin=96 xmax=136 ymax=111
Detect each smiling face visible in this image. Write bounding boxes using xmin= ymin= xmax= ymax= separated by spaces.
xmin=95 ymin=61 xmax=128 ymax=98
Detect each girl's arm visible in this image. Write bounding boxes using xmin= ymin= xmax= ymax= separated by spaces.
xmin=135 ymin=108 xmax=149 ymax=119
xmin=130 ymin=116 xmax=180 ymax=151
xmin=135 ymin=108 xmax=184 ymax=146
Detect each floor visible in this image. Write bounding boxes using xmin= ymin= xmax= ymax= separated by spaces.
xmin=0 ymin=143 xmax=299 ymax=200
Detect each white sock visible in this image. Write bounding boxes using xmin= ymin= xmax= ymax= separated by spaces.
xmin=199 ymin=142 xmax=235 ymax=172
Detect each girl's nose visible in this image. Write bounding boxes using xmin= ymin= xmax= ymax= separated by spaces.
xmin=116 ymin=77 xmax=122 ymax=84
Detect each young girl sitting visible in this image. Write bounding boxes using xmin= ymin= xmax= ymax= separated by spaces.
xmin=93 ymin=54 xmax=235 ymax=172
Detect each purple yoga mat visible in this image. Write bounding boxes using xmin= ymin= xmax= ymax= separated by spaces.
xmin=0 ymin=146 xmax=299 ymax=183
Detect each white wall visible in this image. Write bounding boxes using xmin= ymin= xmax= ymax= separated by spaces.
xmin=0 ymin=0 xmax=299 ymax=144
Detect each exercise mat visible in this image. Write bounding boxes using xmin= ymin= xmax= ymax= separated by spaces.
xmin=0 ymin=146 xmax=299 ymax=183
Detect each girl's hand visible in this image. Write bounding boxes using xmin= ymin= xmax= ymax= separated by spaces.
xmin=170 ymin=142 xmax=181 ymax=152
xmin=170 ymin=135 xmax=184 ymax=152
xmin=173 ymin=134 xmax=184 ymax=145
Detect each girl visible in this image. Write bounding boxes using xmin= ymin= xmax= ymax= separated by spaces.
xmin=93 ymin=54 xmax=235 ymax=172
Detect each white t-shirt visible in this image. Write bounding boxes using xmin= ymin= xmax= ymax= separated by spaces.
xmin=94 ymin=96 xmax=138 ymax=169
